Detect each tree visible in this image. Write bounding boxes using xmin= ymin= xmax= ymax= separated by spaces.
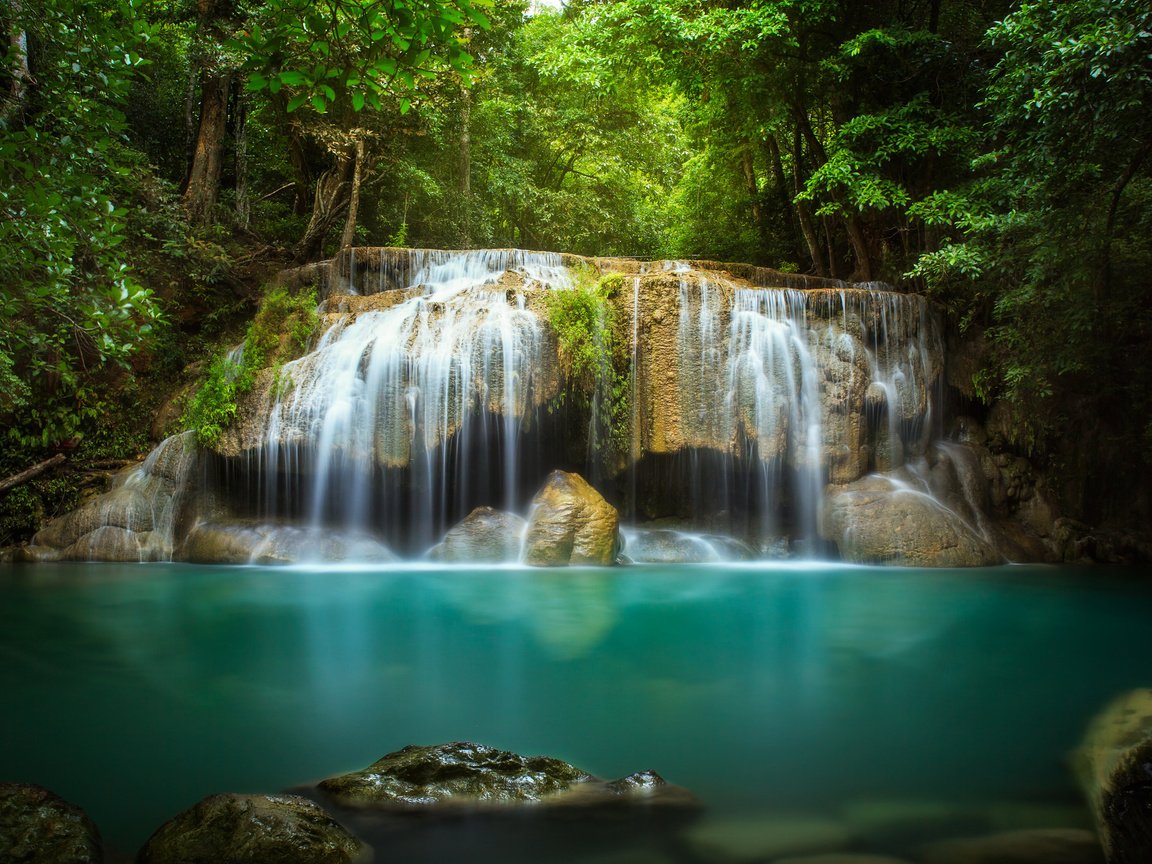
xmin=0 ymin=0 xmax=162 ymax=447
xmin=233 ymin=0 xmax=494 ymax=257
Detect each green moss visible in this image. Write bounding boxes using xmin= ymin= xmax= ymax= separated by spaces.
xmin=544 ymin=270 xmax=631 ymax=459
xmin=183 ymin=285 xmax=319 ymax=447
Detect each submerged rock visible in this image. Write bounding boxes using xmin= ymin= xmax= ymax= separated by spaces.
xmin=316 ymin=742 xmax=593 ymax=808
xmin=0 ymin=783 xmax=103 ymax=864
xmin=138 ymin=793 xmax=365 ymax=864
xmin=918 ymin=828 xmax=1104 ymax=864
xmin=314 ymin=742 xmax=697 ymax=814
xmin=619 ymin=528 xmax=755 ymax=564
xmin=180 ymin=521 xmax=398 ymax=564
xmin=426 ymin=507 xmax=526 ymax=562
xmin=685 ymin=815 xmax=858 ymax=863
xmin=522 ymin=471 xmax=621 ymax=566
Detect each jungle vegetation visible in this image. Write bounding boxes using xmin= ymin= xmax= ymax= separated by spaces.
xmin=0 ymin=0 xmax=1149 ymax=541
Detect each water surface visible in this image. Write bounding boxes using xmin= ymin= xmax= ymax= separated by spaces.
xmin=1 ymin=562 xmax=1147 ymax=860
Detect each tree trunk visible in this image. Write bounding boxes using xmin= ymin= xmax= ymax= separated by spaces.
xmin=296 ymin=153 xmax=353 ymax=261
xmin=459 ymin=88 xmax=472 ymax=249
xmin=182 ymin=71 xmax=231 ymax=224
xmin=0 ymin=454 xmax=65 ymax=495
xmin=791 ymin=128 xmax=826 ymax=276
xmin=339 ymin=137 xmax=366 ymax=250
xmin=2 ymin=3 xmax=30 ymax=128
xmin=1075 ymin=689 xmax=1152 ymax=864
xmin=740 ymin=143 xmax=768 ymax=260
xmin=844 ymin=211 xmax=873 ymax=282
xmin=233 ymin=92 xmax=250 ymax=228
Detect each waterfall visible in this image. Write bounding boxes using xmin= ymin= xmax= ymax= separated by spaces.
xmin=252 ymin=249 xmax=567 ymax=550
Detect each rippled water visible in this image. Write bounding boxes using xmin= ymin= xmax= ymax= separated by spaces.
xmin=1 ymin=562 xmax=1147 ymax=861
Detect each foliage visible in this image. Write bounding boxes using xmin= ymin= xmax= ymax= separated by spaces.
xmin=234 ymin=0 xmax=493 ymax=116
xmin=0 ymin=0 xmax=164 ymax=449
xmin=545 ymin=270 xmax=630 ymax=456
xmin=183 ymin=286 xmax=319 ymax=446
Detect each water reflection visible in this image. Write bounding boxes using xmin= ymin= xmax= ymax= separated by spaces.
xmin=1 ymin=562 xmax=1150 ymax=856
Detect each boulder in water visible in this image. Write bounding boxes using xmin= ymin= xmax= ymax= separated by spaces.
xmin=180 ymin=521 xmax=398 ymax=564
xmin=314 ymin=742 xmax=697 ymax=814
xmin=522 ymin=471 xmax=620 ymax=566
xmin=822 ymin=468 xmax=1002 ymax=568
xmin=619 ymin=528 xmax=754 ymax=564
xmin=918 ymin=828 xmax=1104 ymax=864
xmin=138 ymin=793 xmax=365 ymax=864
xmin=426 ymin=507 xmax=526 ymax=562
xmin=0 ymin=783 xmax=103 ymax=864
xmin=29 ymin=432 xmax=198 ymax=562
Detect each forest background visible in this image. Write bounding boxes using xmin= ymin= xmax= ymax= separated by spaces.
xmin=1 ymin=0 xmax=1149 ymax=546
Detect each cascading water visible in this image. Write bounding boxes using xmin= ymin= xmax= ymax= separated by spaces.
xmin=249 ymin=250 xmax=569 ymax=551
xmin=660 ymin=277 xmax=942 ymax=551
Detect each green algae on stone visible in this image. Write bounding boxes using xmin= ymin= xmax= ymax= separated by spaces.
xmin=137 ymin=793 xmax=365 ymax=864
xmin=0 ymin=783 xmax=103 ymax=864
xmin=316 ymin=742 xmax=594 ymax=808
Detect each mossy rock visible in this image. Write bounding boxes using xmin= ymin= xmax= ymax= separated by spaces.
xmin=137 ymin=793 xmax=366 ymax=864
xmin=0 ymin=783 xmax=103 ymax=864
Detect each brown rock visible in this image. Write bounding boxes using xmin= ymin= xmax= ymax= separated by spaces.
xmin=426 ymin=507 xmax=527 ymax=562
xmin=522 ymin=471 xmax=621 ymax=566
xmin=0 ymin=782 xmax=103 ymax=864
xmin=919 ymin=828 xmax=1104 ymax=864
xmin=137 ymin=793 xmax=365 ymax=864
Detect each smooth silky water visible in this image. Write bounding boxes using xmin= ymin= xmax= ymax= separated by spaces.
xmin=2 ymin=561 xmax=1147 ymax=861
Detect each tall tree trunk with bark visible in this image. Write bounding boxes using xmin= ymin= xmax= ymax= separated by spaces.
xmin=339 ymin=137 xmax=366 ymax=250
xmin=182 ymin=71 xmax=231 ymax=223
xmin=296 ymin=152 xmax=353 ymax=261
xmin=459 ymin=88 xmax=472 ymax=248
xmin=2 ymin=1 xmax=31 ymax=128
xmin=740 ymin=143 xmax=768 ymax=261
xmin=791 ymin=128 xmax=826 ymax=276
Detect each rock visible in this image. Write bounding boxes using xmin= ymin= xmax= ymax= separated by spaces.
xmin=30 ymin=432 xmax=198 ymax=562
xmin=773 ymin=856 xmax=913 ymax=864
xmin=426 ymin=507 xmax=526 ymax=562
xmin=840 ymin=799 xmax=988 ymax=850
xmin=0 ymin=782 xmax=103 ymax=864
xmin=1073 ymin=689 xmax=1152 ymax=863
xmin=316 ymin=742 xmax=591 ymax=809
xmin=522 ymin=471 xmax=621 ymax=566
xmin=138 ymin=793 xmax=365 ymax=864
xmin=685 ymin=815 xmax=858 ymax=864
xmin=822 ymin=471 xmax=1002 ymax=567
xmin=618 ymin=528 xmax=754 ymax=563
xmin=918 ymin=828 xmax=1104 ymax=864
xmin=314 ymin=742 xmax=696 ymax=814
xmin=180 ymin=521 xmax=398 ymax=564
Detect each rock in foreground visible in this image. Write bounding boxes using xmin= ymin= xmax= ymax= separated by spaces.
xmin=137 ymin=793 xmax=365 ymax=864
xmin=315 ymin=742 xmax=696 ymax=814
xmin=1074 ymin=688 xmax=1152 ymax=864
xmin=522 ymin=471 xmax=621 ymax=566
xmin=0 ymin=783 xmax=103 ymax=864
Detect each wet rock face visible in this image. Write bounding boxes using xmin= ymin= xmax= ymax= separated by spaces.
xmin=0 ymin=783 xmax=103 ymax=864
xmin=426 ymin=507 xmax=527 ymax=562
xmin=314 ymin=742 xmax=698 ymax=815
xmin=523 ymin=471 xmax=621 ymax=566
xmin=179 ymin=521 xmax=398 ymax=564
xmin=619 ymin=529 xmax=755 ymax=564
xmin=137 ymin=793 xmax=365 ymax=864
xmin=316 ymin=742 xmax=595 ymax=808
xmin=823 ymin=471 xmax=1002 ymax=568
xmin=29 ymin=432 xmax=198 ymax=562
